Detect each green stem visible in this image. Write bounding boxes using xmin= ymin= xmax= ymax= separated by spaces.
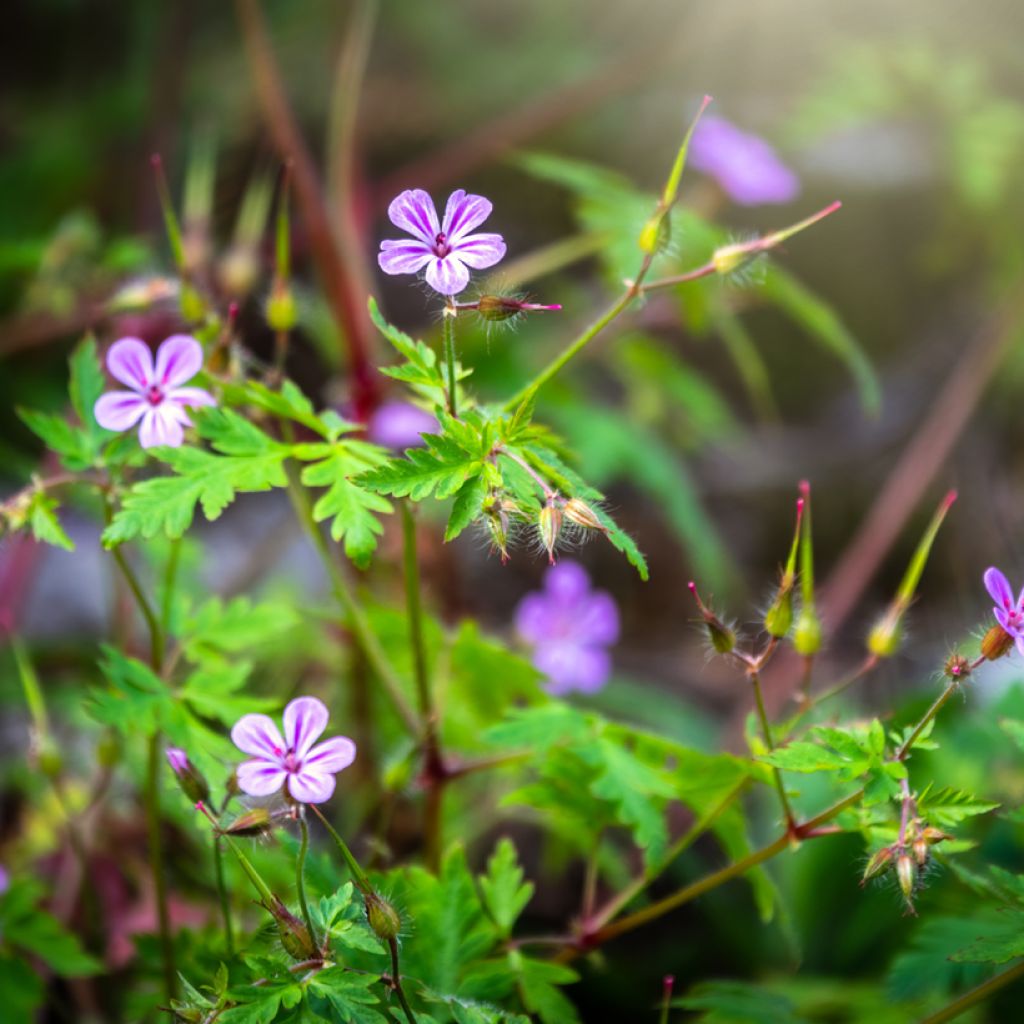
xmin=213 ymin=836 xmax=235 ymax=955
xmin=387 ymin=937 xmax=418 ymax=1024
xmin=920 ymin=958 xmax=1024 ymax=1023
xmin=145 ymin=732 xmax=177 ymax=1001
xmin=160 ymin=537 xmax=182 ymax=638
xmin=443 ymin=307 xmax=458 ymax=417
xmin=750 ymin=668 xmax=796 ymax=830
xmin=585 ymin=789 xmax=862 ymax=951
xmin=282 ymin=462 xmax=419 ymax=735
xmin=896 ymin=676 xmax=963 ymax=760
xmin=308 ymin=803 xmax=373 ymax=894
xmin=400 ymin=502 xmax=431 ymax=723
xmin=110 ymin=543 xmax=164 ymax=670
xmin=296 ymin=814 xmax=317 ymax=951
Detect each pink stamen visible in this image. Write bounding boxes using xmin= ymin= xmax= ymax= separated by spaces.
xmin=145 ymin=384 xmax=164 ymax=406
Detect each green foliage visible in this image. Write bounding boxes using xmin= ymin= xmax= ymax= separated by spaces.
xmin=914 ymin=783 xmax=999 ymax=828
xmin=478 ymin=839 xmax=535 ymax=938
xmin=672 ymin=980 xmax=804 ymax=1023
xmin=102 ymin=408 xmax=291 ymax=545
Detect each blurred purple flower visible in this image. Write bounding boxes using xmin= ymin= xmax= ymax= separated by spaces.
xmin=165 ymin=747 xmax=188 ymax=774
xmin=378 ymin=188 xmax=506 ymax=295
xmin=0 ymin=864 xmax=8 ymax=895
xmin=368 ymin=400 xmax=437 ymax=450
xmin=984 ymin=567 xmax=1024 ymax=655
xmin=231 ymin=696 xmax=356 ymax=804
xmin=94 ymin=334 xmax=215 ymax=449
xmin=689 ymin=114 xmax=800 ymax=206
xmin=515 ymin=561 xmax=620 ymax=695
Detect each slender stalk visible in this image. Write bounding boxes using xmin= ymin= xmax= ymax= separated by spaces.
xmin=296 ymin=814 xmax=317 ymax=952
xmin=282 ymin=463 xmax=419 ymax=735
xmin=161 ymin=537 xmax=181 ymax=637
xmin=895 ymin=672 xmax=969 ymax=760
xmin=920 ymin=958 xmax=1024 ymax=1024
xmin=308 ymin=803 xmax=372 ymax=894
xmin=637 ymin=260 xmax=717 ymax=293
xmin=145 ymin=732 xmax=176 ymax=1000
xmin=581 ymin=789 xmax=863 ymax=952
xmin=387 ymin=937 xmax=418 ymax=1024
xmin=213 ymin=836 xmax=235 ymax=955
xmin=401 ymin=502 xmax=444 ymax=871
xmin=443 ymin=305 xmax=458 ymax=417
xmin=749 ymin=667 xmax=796 ymax=831
xmin=109 ymin=544 xmax=164 ymax=670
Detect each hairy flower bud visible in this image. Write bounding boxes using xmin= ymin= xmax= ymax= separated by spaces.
xmin=982 ymin=624 xmax=1015 ymax=661
xmin=471 ymin=294 xmax=562 ymax=322
xmin=896 ymin=854 xmax=916 ymax=906
xmin=538 ymin=501 xmax=563 ymax=565
xmin=861 ymin=845 xmax=894 ymax=884
xmin=688 ymin=581 xmax=736 ymax=655
xmin=563 ymin=498 xmax=606 ymax=534
xmin=218 ymin=245 xmax=260 ymax=299
xmin=166 ymin=746 xmax=210 ymax=805
xmin=221 ymin=808 xmax=275 ymax=838
xmin=268 ymin=896 xmax=317 ymax=961
xmin=943 ymin=652 xmax=971 ymax=681
xmin=913 ymin=838 xmax=930 ymax=867
xmin=764 ymin=587 xmax=794 ymax=639
xmin=921 ymin=826 xmax=953 ymax=846
xmin=793 ymin=604 xmax=823 ymax=656
xmin=867 ymin=610 xmax=902 ymax=658
xmin=365 ymin=892 xmax=402 ymax=941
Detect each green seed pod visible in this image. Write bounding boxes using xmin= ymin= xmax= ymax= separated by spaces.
xmin=266 ymin=281 xmax=297 ymax=332
xmin=269 ymin=896 xmax=317 ymax=961
xmin=365 ymin=893 xmax=402 ymax=941
xmin=793 ymin=604 xmax=823 ymax=656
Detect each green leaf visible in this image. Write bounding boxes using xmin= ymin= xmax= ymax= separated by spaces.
xmin=27 ymin=491 xmax=74 ymax=550
xmin=916 ymin=783 xmax=999 ymax=828
xmin=509 ymin=952 xmax=580 ymax=1024
xmin=672 ymin=980 xmax=804 ymax=1023
xmin=102 ymin=409 xmax=289 ymax=545
xmin=299 ymin=442 xmax=393 ymax=567
xmin=0 ymin=955 xmax=44 ymax=1023
xmin=1 ymin=882 xmax=100 ymax=977
xmin=759 ymin=264 xmax=880 ymax=416
xmin=182 ymin=596 xmax=299 ymax=661
xmin=951 ymin=914 xmax=1024 ymax=964
xmin=360 ymin=435 xmax=484 ymax=502
xmin=478 ymin=839 xmax=534 ymax=938
xmin=308 ymin=967 xmax=389 ymax=1023
xmin=69 ymin=334 xmax=108 ymax=452
xmin=17 ymin=408 xmax=92 ymax=470
xmin=445 ymin=473 xmax=487 ymax=541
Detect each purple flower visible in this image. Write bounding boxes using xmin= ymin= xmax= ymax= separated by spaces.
xmin=231 ymin=696 xmax=356 ymax=804
xmin=514 ymin=561 xmax=620 ymax=696
xmin=165 ymin=747 xmax=188 ymax=774
xmin=94 ymin=334 xmax=216 ymax=449
xmin=367 ymin=400 xmax=438 ymax=450
xmin=689 ymin=114 xmax=800 ymax=206
xmin=984 ymin=567 xmax=1024 ymax=655
xmin=378 ymin=188 xmax=506 ymax=295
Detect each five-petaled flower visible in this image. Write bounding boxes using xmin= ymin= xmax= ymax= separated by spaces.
xmin=984 ymin=567 xmax=1024 ymax=655
xmin=689 ymin=114 xmax=800 ymax=206
xmin=514 ymin=561 xmax=620 ymax=695
xmin=94 ymin=334 xmax=216 ymax=449
xmin=231 ymin=696 xmax=356 ymax=804
xmin=378 ymin=188 xmax=506 ymax=295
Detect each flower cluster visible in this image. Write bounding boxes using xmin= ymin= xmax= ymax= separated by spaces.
xmin=984 ymin=567 xmax=1024 ymax=656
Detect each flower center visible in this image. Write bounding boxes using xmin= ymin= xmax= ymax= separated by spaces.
xmin=145 ymin=384 xmax=165 ymax=406
xmin=282 ymin=749 xmax=301 ymax=773
xmin=432 ymin=231 xmax=451 ymax=258
xmin=1007 ymin=609 xmax=1024 ymax=630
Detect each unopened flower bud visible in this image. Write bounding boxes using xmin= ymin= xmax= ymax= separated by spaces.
xmin=266 ymin=280 xmax=297 ymax=332
xmin=638 ymin=215 xmax=669 ymax=255
xmin=913 ymin=838 xmax=930 ymax=867
xmin=764 ymin=587 xmax=794 ymax=639
xmin=564 ymin=498 xmax=606 ymax=534
xmin=982 ymin=624 xmax=1015 ymax=661
xmin=365 ymin=892 xmax=402 ymax=941
xmin=861 ymin=845 xmax=894 ymax=884
xmin=896 ymin=854 xmax=916 ymax=905
xmin=538 ymin=501 xmax=563 ymax=565
xmin=218 ymin=245 xmax=260 ymax=299
xmin=712 ymin=242 xmax=755 ymax=276
xmin=108 ymin=276 xmax=179 ymax=313
xmin=921 ymin=826 xmax=953 ymax=845
xmin=269 ymin=895 xmax=317 ymax=961
xmin=944 ymin=652 xmax=971 ymax=681
xmin=472 ymin=294 xmax=562 ymax=322
xmin=867 ymin=609 xmax=903 ymax=658
xmin=793 ymin=604 xmax=823 ymax=656
xmin=166 ymin=747 xmax=210 ymax=805
xmin=221 ymin=807 xmax=274 ymax=838
xmin=688 ymin=581 xmax=736 ymax=655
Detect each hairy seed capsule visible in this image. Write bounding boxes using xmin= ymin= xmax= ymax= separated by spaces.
xmin=537 ymin=503 xmax=563 ymax=564
xmin=563 ymin=498 xmax=606 ymax=534
xmin=982 ymin=624 xmax=1015 ymax=661
xmin=861 ymin=845 xmax=894 ymax=884
xmin=897 ymin=854 xmax=916 ymax=904
xmin=365 ymin=893 xmax=402 ymax=941
xmin=269 ymin=896 xmax=317 ymax=961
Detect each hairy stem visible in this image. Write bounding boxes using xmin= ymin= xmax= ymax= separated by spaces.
xmin=750 ymin=667 xmax=796 ymax=831
xmin=308 ymin=803 xmax=372 ymax=894
xmin=145 ymin=732 xmax=176 ymax=1000
xmin=388 ymin=937 xmax=418 ymax=1024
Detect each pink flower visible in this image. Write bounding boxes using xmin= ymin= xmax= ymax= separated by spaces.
xmin=984 ymin=567 xmax=1024 ymax=655
xmin=378 ymin=188 xmax=506 ymax=295
xmin=93 ymin=334 xmax=216 ymax=449
xmin=231 ymin=696 xmax=356 ymax=804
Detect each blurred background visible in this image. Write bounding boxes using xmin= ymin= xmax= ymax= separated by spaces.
xmin=3 ymin=0 xmax=1024 ymax=1018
